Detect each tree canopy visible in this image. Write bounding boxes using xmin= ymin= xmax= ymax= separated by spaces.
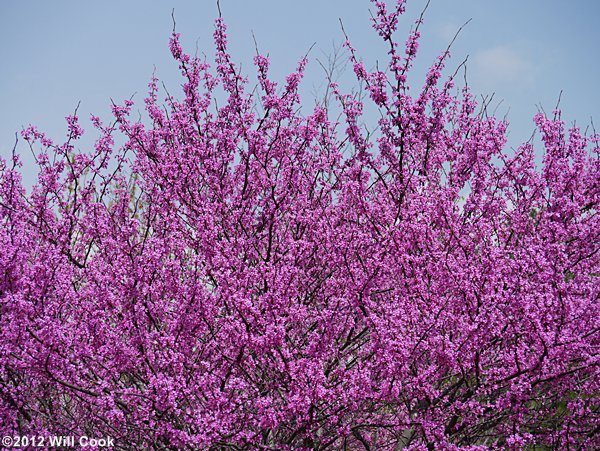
xmin=1 ymin=1 xmax=598 ymax=449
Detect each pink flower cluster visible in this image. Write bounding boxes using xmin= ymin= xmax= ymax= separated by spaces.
xmin=0 ymin=1 xmax=598 ymax=449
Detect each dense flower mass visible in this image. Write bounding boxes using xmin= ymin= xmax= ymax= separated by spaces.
xmin=1 ymin=1 xmax=598 ymax=449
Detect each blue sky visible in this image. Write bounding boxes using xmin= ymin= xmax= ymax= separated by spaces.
xmin=1 ymin=0 xmax=599 ymax=183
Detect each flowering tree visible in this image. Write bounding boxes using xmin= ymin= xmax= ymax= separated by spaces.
xmin=1 ymin=1 xmax=598 ymax=449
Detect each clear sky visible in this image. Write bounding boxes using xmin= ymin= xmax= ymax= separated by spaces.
xmin=1 ymin=0 xmax=599 ymax=184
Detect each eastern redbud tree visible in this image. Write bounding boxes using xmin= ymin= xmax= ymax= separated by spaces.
xmin=1 ymin=1 xmax=598 ymax=449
